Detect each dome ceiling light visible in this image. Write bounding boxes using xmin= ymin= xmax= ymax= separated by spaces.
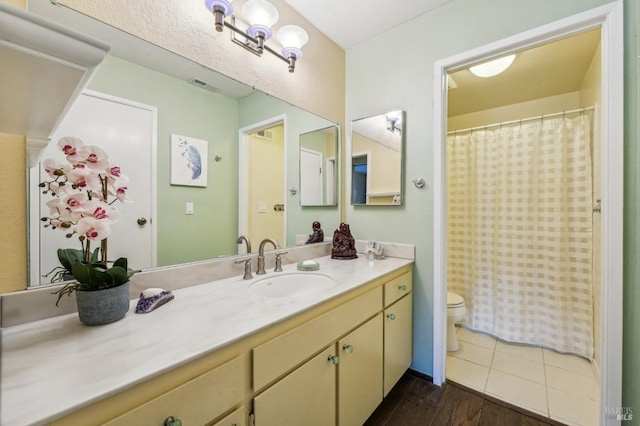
xmin=469 ymin=54 xmax=516 ymax=78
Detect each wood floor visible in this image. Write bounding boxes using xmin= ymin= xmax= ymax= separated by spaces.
xmin=364 ymin=372 xmax=568 ymax=426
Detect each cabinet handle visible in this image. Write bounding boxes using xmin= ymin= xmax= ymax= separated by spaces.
xmin=342 ymin=344 xmax=354 ymax=354
xmin=387 ymin=313 xmax=396 ymax=320
xmin=164 ymin=416 xmax=183 ymax=426
xmin=399 ymin=284 xmax=408 ymax=291
xmin=328 ymin=355 xmax=340 ymax=365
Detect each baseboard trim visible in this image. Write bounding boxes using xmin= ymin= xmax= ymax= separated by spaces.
xmin=406 ymin=368 xmax=434 ymax=383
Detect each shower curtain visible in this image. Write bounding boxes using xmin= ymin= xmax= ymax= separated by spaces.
xmin=446 ymin=114 xmax=594 ymax=360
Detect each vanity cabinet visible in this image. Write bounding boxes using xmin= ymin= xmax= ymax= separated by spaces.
xmin=43 ymin=264 xmax=413 ymax=426
xmin=253 ymin=346 xmax=337 ymax=425
xmin=253 ymin=314 xmax=384 ymax=426
xmin=253 ymin=270 xmax=412 ymax=426
xmin=337 ymin=313 xmax=384 ymax=426
xmin=383 ymin=271 xmax=413 ymax=396
xmin=384 ymin=293 xmax=413 ymax=396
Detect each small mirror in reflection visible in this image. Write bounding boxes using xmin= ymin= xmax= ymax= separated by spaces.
xmin=351 ymin=110 xmax=404 ymax=205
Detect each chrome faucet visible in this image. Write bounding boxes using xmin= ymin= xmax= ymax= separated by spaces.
xmin=256 ymin=238 xmax=279 ymax=275
xmin=237 ymin=235 xmax=252 ymax=254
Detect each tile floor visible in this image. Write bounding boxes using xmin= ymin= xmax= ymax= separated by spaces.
xmin=446 ymin=326 xmax=600 ymax=426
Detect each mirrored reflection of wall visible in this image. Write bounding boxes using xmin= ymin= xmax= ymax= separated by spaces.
xmin=28 ymin=52 xmax=341 ymax=286
xmin=78 ymin=55 xmax=240 ymax=268
xmin=238 ymin=92 xmax=341 ymax=247
xmin=351 ymin=111 xmax=404 ymax=205
xmin=299 ymin=126 xmax=338 ymax=206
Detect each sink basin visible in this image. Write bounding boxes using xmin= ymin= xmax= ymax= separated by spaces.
xmin=249 ymin=272 xmax=335 ymax=298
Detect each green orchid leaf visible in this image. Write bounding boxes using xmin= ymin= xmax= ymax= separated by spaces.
xmin=113 ymin=257 xmax=128 ymax=270
xmin=71 ymin=262 xmax=91 ymax=285
xmin=57 ymin=248 xmax=84 ymax=272
xmin=106 ymin=266 xmax=129 ymax=286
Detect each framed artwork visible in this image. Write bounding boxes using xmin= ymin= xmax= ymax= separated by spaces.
xmin=170 ymin=134 xmax=208 ymax=187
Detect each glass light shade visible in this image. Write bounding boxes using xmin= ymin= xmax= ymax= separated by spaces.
xmin=205 ymin=0 xmax=233 ymax=16
xmin=469 ymin=54 xmax=516 ymax=78
xmin=242 ymin=0 xmax=279 ymax=29
xmin=277 ymin=25 xmax=309 ymax=50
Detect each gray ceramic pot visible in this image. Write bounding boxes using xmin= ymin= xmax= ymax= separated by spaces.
xmin=75 ymin=281 xmax=131 ymax=326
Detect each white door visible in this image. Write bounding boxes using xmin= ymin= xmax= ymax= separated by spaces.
xmin=300 ymin=148 xmax=323 ymax=205
xmin=31 ymin=90 xmax=156 ymax=285
xmin=326 ymin=157 xmax=336 ymax=205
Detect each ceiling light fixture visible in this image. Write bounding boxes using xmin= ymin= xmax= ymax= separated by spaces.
xmin=386 ymin=114 xmax=402 ymax=134
xmin=469 ymin=54 xmax=516 ymax=78
xmin=204 ymin=0 xmax=309 ymax=73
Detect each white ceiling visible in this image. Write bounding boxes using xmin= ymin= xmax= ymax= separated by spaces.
xmin=282 ymin=0 xmax=454 ymax=49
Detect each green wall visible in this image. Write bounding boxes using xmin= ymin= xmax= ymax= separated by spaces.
xmin=87 ymin=56 xmax=239 ymax=266
xmin=346 ymin=0 xmax=638 ymax=414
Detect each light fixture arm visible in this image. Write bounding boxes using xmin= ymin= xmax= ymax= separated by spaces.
xmin=205 ymin=0 xmax=306 ymax=73
xmin=222 ymin=20 xmax=296 ymax=71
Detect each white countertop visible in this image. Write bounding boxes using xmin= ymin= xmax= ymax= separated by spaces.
xmin=1 ymin=255 xmax=412 ymax=426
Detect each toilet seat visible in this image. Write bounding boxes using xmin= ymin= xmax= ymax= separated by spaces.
xmin=447 ymin=292 xmax=464 ymax=307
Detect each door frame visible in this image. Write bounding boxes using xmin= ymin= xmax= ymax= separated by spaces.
xmin=238 ymin=114 xmax=287 ymax=246
xmin=432 ymin=2 xmax=623 ymax=424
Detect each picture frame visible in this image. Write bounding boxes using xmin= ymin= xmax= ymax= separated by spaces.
xmin=170 ymin=134 xmax=208 ymax=187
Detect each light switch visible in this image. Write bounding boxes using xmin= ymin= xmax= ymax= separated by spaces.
xmin=186 ymin=202 xmax=194 ymax=215
xmin=258 ymin=202 xmax=267 ymax=213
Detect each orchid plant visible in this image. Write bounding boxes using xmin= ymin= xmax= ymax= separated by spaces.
xmin=40 ymin=137 xmax=136 ymax=301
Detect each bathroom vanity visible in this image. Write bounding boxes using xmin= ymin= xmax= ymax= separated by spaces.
xmin=1 ymin=251 xmax=413 ymax=426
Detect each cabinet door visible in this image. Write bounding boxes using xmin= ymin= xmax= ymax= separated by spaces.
xmin=254 ymin=347 xmax=337 ymax=426
xmin=384 ymin=295 xmax=413 ymax=396
xmin=338 ymin=313 xmax=383 ymax=426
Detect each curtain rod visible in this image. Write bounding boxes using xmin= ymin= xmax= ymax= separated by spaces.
xmin=447 ymin=106 xmax=594 ymax=135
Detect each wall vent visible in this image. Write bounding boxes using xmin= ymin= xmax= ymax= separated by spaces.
xmin=256 ymin=129 xmax=274 ymax=140
xmin=188 ymin=78 xmax=222 ymax=93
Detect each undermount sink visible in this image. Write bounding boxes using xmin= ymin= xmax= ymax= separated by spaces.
xmin=249 ymin=272 xmax=335 ymax=298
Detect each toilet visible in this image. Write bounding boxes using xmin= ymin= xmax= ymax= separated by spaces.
xmin=447 ymin=292 xmax=466 ymax=352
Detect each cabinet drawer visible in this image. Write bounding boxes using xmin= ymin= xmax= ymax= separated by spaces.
xmin=106 ymin=356 xmax=244 ymax=426
xmin=253 ymin=287 xmax=382 ymax=391
xmin=211 ymin=406 xmax=245 ymax=426
xmin=383 ymin=271 xmax=412 ymax=307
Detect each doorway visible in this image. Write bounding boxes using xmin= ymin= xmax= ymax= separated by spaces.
xmin=432 ymin=3 xmax=623 ymax=425
xmin=238 ymin=115 xmax=287 ymax=249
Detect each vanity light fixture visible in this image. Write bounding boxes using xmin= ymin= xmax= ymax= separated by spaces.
xmin=204 ymin=0 xmax=309 ymax=73
xmin=469 ymin=54 xmax=516 ymax=78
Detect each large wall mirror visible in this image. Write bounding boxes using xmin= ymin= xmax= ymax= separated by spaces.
xmin=299 ymin=125 xmax=339 ymax=206
xmin=27 ymin=0 xmax=340 ymax=287
xmin=350 ymin=110 xmax=404 ymax=205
